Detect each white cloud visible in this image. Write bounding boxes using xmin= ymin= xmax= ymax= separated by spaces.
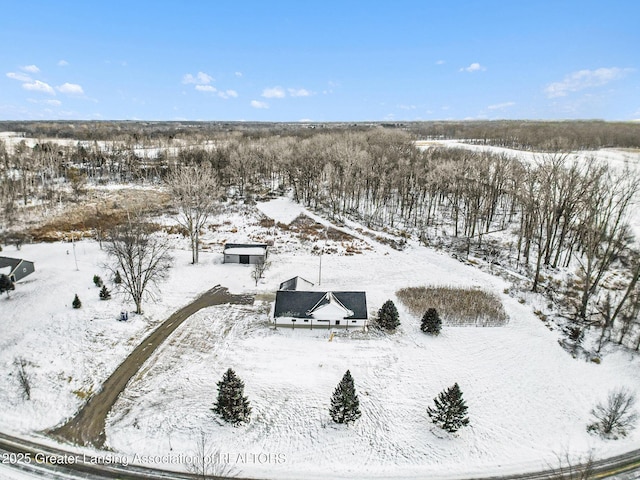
xmin=398 ymin=104 xmax=417 ymax=110
xmin=182 ymin=71 xmax=213 ymax=85
xmin=545 ymin=67 xmax=633 ymax=98
xmin=460 ymin=62 xmax=485 ymax=73
xmin=58 ymin=60 xmax=69 ymax=67
xmin=250 ymin=100 xmax=269 ymax=109
xmin=288 ymin=88 xmax=311 ymax=97
xmin=436 ymin=60 xmax=445 ymax=65
xmin=235 ymin=71 xmax=243 ymax=77
xmin=218 ymin=89 xmax=238 ymax=99
xmin=23 ymin=80 xmax=55 ymax=95
xmin=6 ymin=72 xmax=32 ymax=82
xmin=28 ymin=98 xmax=62 ymax=107
xmin=195 ymin=85 xmax=217 ymax=92
xmin=21 ymin=65 xmax=40 ymax=73
xmin=262 ymin=87 xmax=286 ymax=98
xmin=488 ymin=101 xmax=515 ymax=110
xmin=57 ymin=83 xmax=84 ymax=95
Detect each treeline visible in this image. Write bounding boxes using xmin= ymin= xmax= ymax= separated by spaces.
xmin=406 ymin=120 xmax=640 ymax=151
xmin=3 ymin=119 xmax=640 ymax=150
xmin=2 ymin=126 xmax=640 ymax=352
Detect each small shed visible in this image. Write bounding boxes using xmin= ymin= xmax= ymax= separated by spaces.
xmin=223 ymin=243 xmax=268 ymax=265
xmin=279 ymin=276 xmax=314 ymax=291
xmin=0 ymin=256 xmax=35 ymax=282
xmin=273 ymin=290 xmax=368 ymax=329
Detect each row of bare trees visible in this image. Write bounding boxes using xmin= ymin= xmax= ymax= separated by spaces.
xmin=2 ymin=128 xmax=640 ymax=350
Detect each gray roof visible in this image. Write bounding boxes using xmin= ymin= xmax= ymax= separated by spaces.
xmin=0 ymin=257 xmax=35 ymax=282
xmin=279 ymin=276 xmax=314 ymax=291
xmin=274 ymin=290 xmax=367 ymax=319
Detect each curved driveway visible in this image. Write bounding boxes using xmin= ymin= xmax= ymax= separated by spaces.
xmin=49 ymin=285 xmax=253 ymax=448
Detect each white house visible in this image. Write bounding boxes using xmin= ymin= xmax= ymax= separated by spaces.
xmin=273 ymin=289 xmax=368 ymax=329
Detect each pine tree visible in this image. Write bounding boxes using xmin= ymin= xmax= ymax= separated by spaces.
xmin=329 ymin=370 xmax=362 ymax=424
xmin=99 ymin=285 xmax=111 ymax=300
xmin=93 ymin=274 xmax=103 ymax=287
xmin=72 ymin=294 xmax=82 ymax=309
xmin=113 ymin=270 xmax=122 ymax=285
xmin=421 ymin=308 xmax=442 ymax=335
xmin=212 ymin=368 xmax=251 ymax=425
xmin=377 ymin=299 xmax=400 ymax=330
xmin=427 ymin=383 xmax=470 ymax=433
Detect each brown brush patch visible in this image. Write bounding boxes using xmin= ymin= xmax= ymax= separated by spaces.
xmin=397 ymin=285 xmax=508 ymax=327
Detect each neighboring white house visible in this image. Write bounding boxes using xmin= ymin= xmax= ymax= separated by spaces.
xmin=273 ymin=289 xmax=368 ymax=329
xmin=223 ymin=243 xmax=268 ymax=265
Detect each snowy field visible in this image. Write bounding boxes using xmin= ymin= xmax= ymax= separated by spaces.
xmin=2 ymin=192 xmax=639 ymax=479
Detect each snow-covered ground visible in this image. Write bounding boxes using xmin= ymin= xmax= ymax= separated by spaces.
xmin=2 ymin=144 xmax=640 ymax=478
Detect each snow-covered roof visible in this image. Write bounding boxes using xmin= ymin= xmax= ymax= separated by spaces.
xmin=224 ymin=247 xmax=266 ymax=256
xmin=279 ymin=276 xmax=315 ymax=291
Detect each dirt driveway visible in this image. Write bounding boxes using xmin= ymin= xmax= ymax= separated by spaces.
xmin=49 ymin=285 xmax=254 ymax=447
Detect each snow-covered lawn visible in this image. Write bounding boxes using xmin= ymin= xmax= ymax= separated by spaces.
xmin=1 ymin=194 xmax=639 ymax=479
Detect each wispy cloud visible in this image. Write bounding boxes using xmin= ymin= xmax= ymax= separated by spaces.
xmin=488 ymin=101 xmax=515 ymax=110
xmin=398 ymin=104 xmax=417 ymax=110
xmin=545 ymin=67 xmax=633 ymax=98
xmin=58 ymin=60 xmax=69 ymax=67
xmin=218 ymin=89 xmax=238 ymax=99
xmin=195 ymin=85 xmax=217 ymax=92
xmin=235 ymin=71 xmax=243 ymax=77
xmin=436 ymin=60 xmax=445 ymax=65
xmin=57 ymin=83 xmax=84 ymax=95
xmin=262 ymin=87 xmax=286 ymax=98
xmin=6 ymin=72 xmax=33 ymax=82
xmin=21 ymin=65 xmax=40 ymax=73
xmin=23 ymin=80 xmax=55 ymax=95
xmin=460 ymin=62 xmax=486 ymax=73
xmin=28 ymin=98 xmax=62 ymax=107
xmin=250 ymin=100 xmax=269 ymax=109
xmin=288 ymin=88 xmax=311 ymax=97
xmin=182 ymin=72 xmax=214 ymax=85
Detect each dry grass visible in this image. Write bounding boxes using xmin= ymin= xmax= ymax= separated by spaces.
xmin=396 ymin=286 xmax=508 ymax=327
xmin=28 ymin=189 xmax=171 ymax=242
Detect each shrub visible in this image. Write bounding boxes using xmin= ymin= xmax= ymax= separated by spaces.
xmin=93 ymin=274 xmax=103 ymax=287
xmin=72 ymin=294 xmax=82 ymax=309
xmin=587 ymin=388 xmax=637 ymax=439
xmin=99 ymin=285 xmax=111 ymax=300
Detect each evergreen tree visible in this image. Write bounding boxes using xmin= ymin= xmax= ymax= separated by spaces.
xmin=93 ymin=274 xmax=103 ymax=287
xmin=377 ymin=299 xmax=400 ymax=330
xmin=99 ymin=285 xmax=111 ymax=300
xmin=212 ymin=368 xmax=251 ymax=425
xmin=427 ymin=383 xmax=470 ymax=433
xmin=329 ymin=370 xmax=362 ymax=424
xmin=421 ymin=308 xmax=442 ymax=335
xmin=72 ymin=294 xmax=82 ymax=309
xmin=113 ymin=270 xmax=122 ymax=285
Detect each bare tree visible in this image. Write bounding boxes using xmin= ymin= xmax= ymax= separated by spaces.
xmin=587 ymin=388 xmax=637 ymax=439
xmin=251 ymin=257 xmax=271 ymax=286
xmin=105 ymin=214 xmax=172 ymax=314
xmin=185 ymin=430 xmax=237 ymax=479
xmin=165 ymin=163 xmax=221 ymax=264
xmin=15 ymin=357 xmax=31 ymax=400
xmin=548 ymin=449 xmax=595 ymax=480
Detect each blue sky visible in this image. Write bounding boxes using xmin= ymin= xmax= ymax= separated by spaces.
xmin=1 ymin=1 xmax=638 ymax=122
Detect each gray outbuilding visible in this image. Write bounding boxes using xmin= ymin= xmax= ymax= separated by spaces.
xmin=0 ymin=256 xmax=35 ymax=282
xmin=223 ymin=243 xmax=268 ymax=265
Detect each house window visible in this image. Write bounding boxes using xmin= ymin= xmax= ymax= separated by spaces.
xmin=304 ymin=319 xmax=309 ymax=322
xmin=335 ymin=320 xmax=341 ymax=325
xmin=352 ymin=320 xmax=357 ymax=323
